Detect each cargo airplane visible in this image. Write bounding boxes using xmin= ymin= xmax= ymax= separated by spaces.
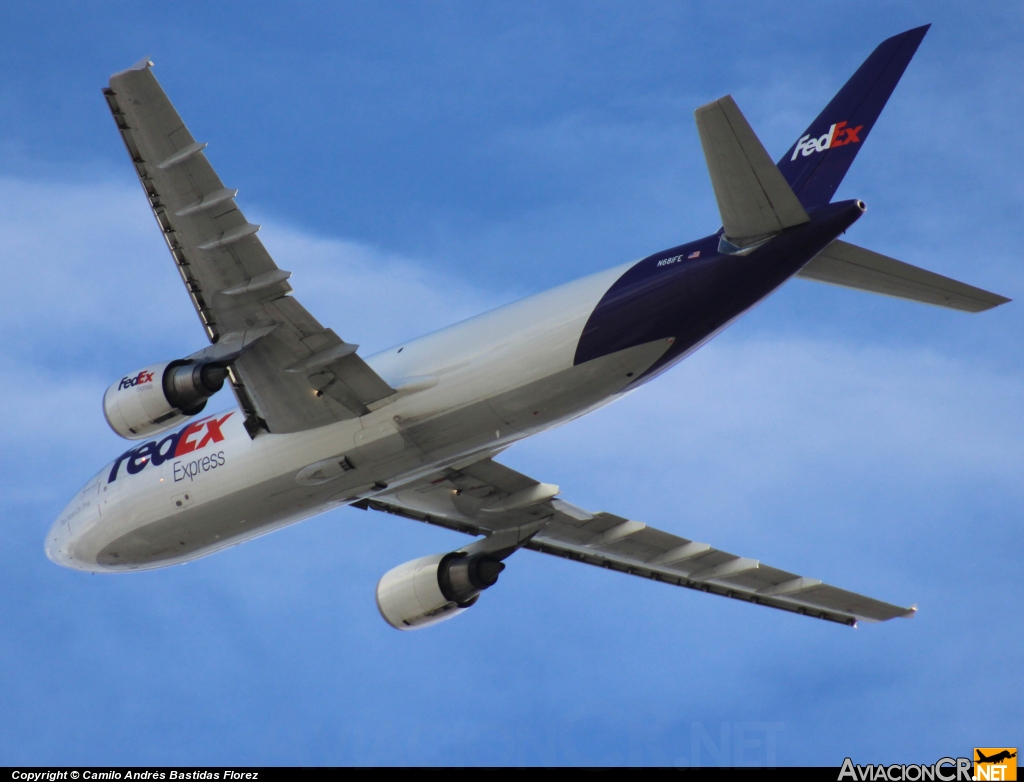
xmin=48 ymin=26 xmax=1009 ymax=629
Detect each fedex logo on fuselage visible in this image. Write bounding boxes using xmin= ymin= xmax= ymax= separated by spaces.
xmin=118 ymin=370 xmax=155 ymax=391
xmin=108 ymin=412 xmax=233 ymax=483
xmin=791 ymin=120 xmax=863 ymax=160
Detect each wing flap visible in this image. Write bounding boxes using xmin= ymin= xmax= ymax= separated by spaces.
xmin=798 ymin=240 xmax=1010 ymax=312
xmin=367 ymin=458 xmax=915 ymax=626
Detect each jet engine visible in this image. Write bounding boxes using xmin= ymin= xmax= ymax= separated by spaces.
xmin=103 ymin=360 xmax=229 ymax=440
xmin=375 ymin=551 xmax=506 ymax=630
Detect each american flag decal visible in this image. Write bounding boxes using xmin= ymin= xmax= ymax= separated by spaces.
xmin=688 ymin=251 xmax=700 ymax=259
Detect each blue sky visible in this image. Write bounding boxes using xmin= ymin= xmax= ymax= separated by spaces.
xmin=0 ymin=1 xmax=1021 ymax=766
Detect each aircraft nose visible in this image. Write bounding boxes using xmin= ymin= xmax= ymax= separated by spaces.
xmin=46 ymin=482 xmax=102 ymax=571
xmin=45 ymin=516 xmax=73 ymax=568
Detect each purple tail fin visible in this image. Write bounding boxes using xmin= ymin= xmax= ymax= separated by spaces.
xmin=777 ymin=25 xmax=930 ymax=208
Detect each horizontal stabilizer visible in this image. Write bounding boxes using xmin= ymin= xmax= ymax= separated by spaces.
xmin=695 ymin=95 xmax=809 ymax=248
xmin=798 ymin=240 xmax=1010 ymax=312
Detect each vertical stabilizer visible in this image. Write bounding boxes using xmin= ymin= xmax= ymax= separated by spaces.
xmin=777 ymin=25 xmax=930 ymax=208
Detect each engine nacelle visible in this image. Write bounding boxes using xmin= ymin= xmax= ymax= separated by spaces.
xmin=375 ymin=551 xmax=506 ymax=630
xmin=103 ymin=360 xmax=229 ymax=440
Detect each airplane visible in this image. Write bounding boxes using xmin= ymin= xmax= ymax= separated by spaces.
xmin=976 ymin=751 xmax=1017 ymax=765
xmin=47 ymin=25 xmax=1010 ymax=630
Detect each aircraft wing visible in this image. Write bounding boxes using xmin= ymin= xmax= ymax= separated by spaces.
xmin=364 ymin=458 xmax=916 ymax=626
xmin=104 ymin=59 xmax=394 ymax=435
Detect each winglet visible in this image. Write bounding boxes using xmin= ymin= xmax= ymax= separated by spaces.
xmin=695 ymin=95 xmax=809 ymax=249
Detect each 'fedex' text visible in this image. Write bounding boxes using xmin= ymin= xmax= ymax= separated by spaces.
xmin=174 ymin=451 xmax=226 ymax=482
xmin=118 ymin=370 xmax=155 ymax=390
xmin=108 ymin=413 xmax=233 ymax=483
xmin=791 ymin=120 xmax=863 ymax=160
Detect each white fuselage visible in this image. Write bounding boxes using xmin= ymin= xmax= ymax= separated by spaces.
xmin=48 ymin=259 xmax=673 ymax=572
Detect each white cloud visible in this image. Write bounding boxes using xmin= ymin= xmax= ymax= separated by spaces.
xmin=506 ymin=331 xmax=1024 ymax=479
xmin=501 ymin=327 xmax=1024 ymax=594
xmin=259 ymin=225 xmax=502 ymax=355
xmin=0 ymin=175 xmax=499 ymax=362
xmin=1 ymin=119 xmax=1021 ymax=767
xmin=3 ymin=172 xmax=1020 ymax=537
xmin=0 ymin=174 xmax=499 ymax=500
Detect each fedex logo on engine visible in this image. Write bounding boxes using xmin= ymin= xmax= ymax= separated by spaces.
xmin=108 ymin=412 xmax=233 ymax=483
xmin=118 ymin=370 xmax=155 ymax=391
xmin=791 ymin=121 xmax=863 ymax=160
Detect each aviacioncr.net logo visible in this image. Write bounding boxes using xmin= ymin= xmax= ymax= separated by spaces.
xmin=839 ymin=757 xmax=973 ymax=781
xmin=974 ymin=749 xmax=1017 ymax=781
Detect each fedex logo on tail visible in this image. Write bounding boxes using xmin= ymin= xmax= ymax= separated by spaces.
xmin=108 ymin=412 xmax=233 ymax=483
xmin=791 ymin=121 xmax=863 ymax=160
